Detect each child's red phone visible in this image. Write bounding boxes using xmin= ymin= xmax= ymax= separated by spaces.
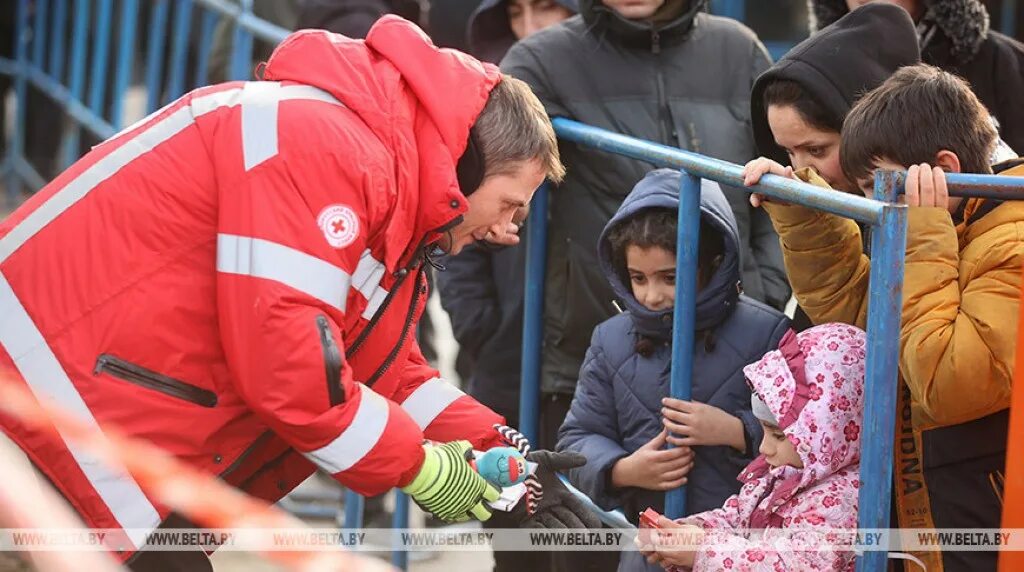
xmin=639 ymin=508 xmax=662 ymax=529
xmin=637 ymin=508 xmax=662 ymax=547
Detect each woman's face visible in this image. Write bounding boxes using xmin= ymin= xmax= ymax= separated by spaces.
xmin=767 ymin=104 xmax=854 ymax=193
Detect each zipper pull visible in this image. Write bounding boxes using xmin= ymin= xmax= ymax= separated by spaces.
xmin=652 ymin=29 xmax=661 ymax=54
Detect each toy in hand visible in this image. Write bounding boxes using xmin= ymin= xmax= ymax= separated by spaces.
xmin=472 ymin=446 xmax=529 ymax=488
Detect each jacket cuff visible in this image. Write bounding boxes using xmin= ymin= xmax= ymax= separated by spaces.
xmin=728 ymin=409 xmax=763 ymax=466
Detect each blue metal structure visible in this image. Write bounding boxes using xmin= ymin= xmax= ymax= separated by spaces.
xmin=3 ymin=2 xmax=1024 ymax=572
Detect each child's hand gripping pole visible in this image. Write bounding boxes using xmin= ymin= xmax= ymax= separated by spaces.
xmin=401 ymin=440 xmax=501 ymax=522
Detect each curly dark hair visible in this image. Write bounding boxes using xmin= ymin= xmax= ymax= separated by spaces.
xmin=607 ymin=208 xmax=724 ymax=357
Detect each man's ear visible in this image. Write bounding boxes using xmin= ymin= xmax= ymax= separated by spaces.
xmin=934 ymin=150 xmax=962 ymax=174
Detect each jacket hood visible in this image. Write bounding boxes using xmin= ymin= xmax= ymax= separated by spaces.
xmin=809 ymin=0 xmax=989 ymax=62
xmin=580 ymin=0 xmax=707 ymax=48
xmin=468 ymin=0 xmax=579 ymax=64
xmin=263 ymin=17 xmax=501 ymax=264
xmin=739 ymin=323 xmax=866 ymax=527
xmin=597 ymin=169 xmax=740 ymax=340
xmin=751 ymin=3 xmax=920 ymax=164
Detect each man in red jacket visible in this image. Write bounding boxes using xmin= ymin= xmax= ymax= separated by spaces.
xmin=0 ymin=16 xmax=597 ymax=569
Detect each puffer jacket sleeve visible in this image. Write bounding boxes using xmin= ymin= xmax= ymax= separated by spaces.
xmin=761 ymin=172 xmax=869 ymax=328
xmin=390 ymin=340 xmax=507 ymax=450
xmin=675 ymin=477 xmax=859 ymax=572
xmin=897 ymin=206 xmax=1020 ymax=425
xmin=557 ymin=325 xmax=630 ymax=511
xmin=217 ymin=139 xmax=425 ymax=497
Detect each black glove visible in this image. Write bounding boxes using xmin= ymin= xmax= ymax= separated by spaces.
xmin=513 ymin=450 xmax=602 ymax=529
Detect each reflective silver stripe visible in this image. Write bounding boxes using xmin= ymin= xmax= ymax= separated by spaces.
xmin=216 ymin=234 xmax=350 ymax=312
xmin=241 ymin=82 xmax=281 ymax=171
xmin=0 ymin=87 xmax=245 ymax=265
xmin=303 ymin=384 xmax=389 ymax=474
xmin=352 ymin=249 xmax=390 ymax=320
xmin=0 ymin=273 xmax=160 ymax=547
xmin=278 ymin=84 xmax=343 ymax=106
xmin=400 ymin=377 xmax=466 ymax=430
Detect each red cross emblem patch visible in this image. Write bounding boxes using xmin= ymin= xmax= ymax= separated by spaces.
xmin=317 ymin=204 xmax=360 ymax=248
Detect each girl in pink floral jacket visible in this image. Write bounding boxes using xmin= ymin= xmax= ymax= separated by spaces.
xmin=638 ymin=322 xmax=866 ymax=571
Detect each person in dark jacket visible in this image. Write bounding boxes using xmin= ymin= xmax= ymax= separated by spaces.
xmin=467 ymin=0 xmax=578 ymax=63
xmin=500 ymin=1 xmax=791 ymax=449
xmin=439 ymin=0 xmax=578 ymax=431
xmin=810 ymin=0 xmax=1024 ymax=154
xmin=296 ymin=0 xmax=424 ymax=39
xmin=558 ymin=169 xmax=789 ymax=572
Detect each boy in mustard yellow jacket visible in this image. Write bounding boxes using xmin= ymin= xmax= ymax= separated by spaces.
xmin=745 ymin=64 xmax=1024 ymax=572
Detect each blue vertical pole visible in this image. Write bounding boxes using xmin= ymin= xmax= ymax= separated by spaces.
xmin=144 ymin=0 xmax=170 ymax=114
xmin=166 ymin=0 xmax=194 ymax=103
xmin=48 ymin=0 xmax=66 ymax=80
xmin=7 ymin=0 xmax=31 ymax=201
xmin=519 ymin=182 xmax=550 ymax=443
xmin=1002 ymin=0 xmax=1018 ymax=37
xmin=62 ymin=0 xmax=89 ymax=169
xmin=86 ymin=0 xmax=113 ymax=124
xmin=343 ymin=490 xmax=365 ymax=529
xmin=194 ymin=10 xmax=220 ymax=88
xmin=711 ymin=0 xmax=745 ymax=20
xmin=391 ymin=492 xmax=410 ymax=571
xmin=31 ymin=0 xmax=48 ymax=72
xmin=110 ymin=0 xmax=139 ymax=129
xmin=230 ymin=0 xmax=255 ymax=81
xmin=664 ymin=171 xmax=701 ymax=519
xmin=855 ymin=172 xmax=907 ymax=572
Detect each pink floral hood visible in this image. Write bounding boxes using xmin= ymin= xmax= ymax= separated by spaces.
xmin=740 ymin=323 xmax=866 ymax=527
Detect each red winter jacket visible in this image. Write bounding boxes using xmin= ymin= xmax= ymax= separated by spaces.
xmin=0 ymin=17 xmax=505 ymax=557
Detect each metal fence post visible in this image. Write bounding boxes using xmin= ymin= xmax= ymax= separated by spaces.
xmin=343 ymin=490 xmax=365 ymax=529
xmin=391 ymin=491 xmax=410 ymax=570
xmin=664 ymin=171 xmax=701 ymax=519
xmin=230 ymin=0 xmax=255 ymax=81
xmin=144 ymin=0 xmax=170 ymax=114
xmin=855 ymin=172 xmax=907 ymax=572
xmin=47 ymin=0 xmax=67 ymax=81
xmin=110 ymin=0 xmax=139 ymax=129
xmin=7 ymin=0 xmax=31 ymax=202
xmin=520 ymin=182 xmax=549 ymax=443
xmin=61 ymin=0 xmax=89 ymax=170
xmin=86 ymin=0 xmax=114 ymax=121
xmin=167 ymin=0 xmax=195 ymax=103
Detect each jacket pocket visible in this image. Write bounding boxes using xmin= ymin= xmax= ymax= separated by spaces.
xmin=317 ymin=315 xmax=344 ymax=407
xmin=94 ymin=354 xmax=217 ymax=407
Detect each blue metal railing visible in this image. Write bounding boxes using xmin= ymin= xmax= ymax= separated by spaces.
xmin=519 ymin=118 xmax=1024 ymax=572
xmin=3 ymin=2 xmax=1023 ymax=571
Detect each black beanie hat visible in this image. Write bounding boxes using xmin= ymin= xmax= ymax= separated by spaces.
xmin=750 ymin=2 xmax=921 ymax=164
xmin=456 ymin=128 xmax=485 ymax=196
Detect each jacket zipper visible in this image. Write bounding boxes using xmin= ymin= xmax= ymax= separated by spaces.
xmin=346 ymin=216 xmax=461 ymax=360
xmin=651 ymin=28 xmax=676 ymax=147
xmin=94 ymin=354 xmax=217 ymax=408
xmin=317 ymin=315 xmax=345 ymax=407
xmin=365 ymin=266 xmax=426 ymax=388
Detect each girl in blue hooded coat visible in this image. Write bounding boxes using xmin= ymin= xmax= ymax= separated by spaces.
xmin=558 ymin=169 xmax=790 ymax=571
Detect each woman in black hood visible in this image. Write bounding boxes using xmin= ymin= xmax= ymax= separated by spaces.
xmin=810 ymin=0 xmax=1024 ymax=154
xmin=749 ymin=2 xmax=921 ymax=194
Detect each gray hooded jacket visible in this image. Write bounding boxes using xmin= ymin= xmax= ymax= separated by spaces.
xmin=501 ymin=0 xmax=791 ymax=394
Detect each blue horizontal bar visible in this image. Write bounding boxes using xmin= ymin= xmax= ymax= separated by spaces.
xmin=192 ymin=0 xmax=290 ymax=43
xmin=882 ymin=170 xmax=1024 ymax=200
xmin=0 ymin=57 xmax=116 ymax=139
xmin=552 ymin=118 xmax=885 ymax=224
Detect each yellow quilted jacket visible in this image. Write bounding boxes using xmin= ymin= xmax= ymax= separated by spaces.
xmin=764 ymin=164 xmax=1024 ymax=431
